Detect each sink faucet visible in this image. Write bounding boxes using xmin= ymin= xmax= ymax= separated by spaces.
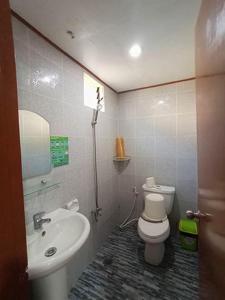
xmin=33 ymin=211 xmax=51 ymax=230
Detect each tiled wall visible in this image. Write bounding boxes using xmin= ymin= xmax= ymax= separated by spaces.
xmin=118 ymin=80 xmax=198 ymax=226
xmin=12 ymin=17 xmax=119 ymax=288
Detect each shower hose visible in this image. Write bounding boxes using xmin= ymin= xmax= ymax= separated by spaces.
xmin=119 ymin=186 xmax=139 ymax=229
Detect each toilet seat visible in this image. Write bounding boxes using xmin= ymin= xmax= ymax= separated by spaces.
xmin=138 ymin=217 xmax=170 ymax=244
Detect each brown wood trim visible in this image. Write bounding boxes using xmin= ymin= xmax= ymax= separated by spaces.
xmin=11 ymin=10 xmax=117 ymax=94
xmin=0 ymin=1 xmax=28 ymax=299
xmin=196 ymin=0 xmax=225 ymax=298
xmin=118 ymin=77 xmax=196 ymax=94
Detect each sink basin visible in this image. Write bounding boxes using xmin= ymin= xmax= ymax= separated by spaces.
xmin=26 ymin=208 xmax=90 ymax=280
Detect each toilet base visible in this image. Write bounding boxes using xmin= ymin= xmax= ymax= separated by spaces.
xmin=144 ymin=242 xmax=165 ymax=265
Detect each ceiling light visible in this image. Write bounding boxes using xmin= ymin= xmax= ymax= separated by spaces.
xmin=129 ymin=44 xmax=142 ymax=58
xmin=158 ymin=100 xmax=165 ymax=105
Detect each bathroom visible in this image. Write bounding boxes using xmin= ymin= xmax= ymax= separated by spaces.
xmin=1 ymin=0 xmax=225 ymax=299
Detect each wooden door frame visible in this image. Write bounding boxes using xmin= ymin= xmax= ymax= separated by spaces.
xmin=0 ymin=0 xmax=28 ymax=299
xmin=196 ymin=0 xmax=225 ymax=299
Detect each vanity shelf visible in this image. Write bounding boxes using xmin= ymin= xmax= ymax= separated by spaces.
xmin=23 ymin=180 xmax=60 ymax=197
xmin=113 ymin=156 xmax=131 ymax=162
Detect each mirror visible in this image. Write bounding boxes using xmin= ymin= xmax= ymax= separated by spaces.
xmin=19 ymin=110 xmax=52 ymax=179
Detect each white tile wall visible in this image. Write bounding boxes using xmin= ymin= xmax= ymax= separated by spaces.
xmin=12 ymin=17 xmax=119 ymax=290
xmin=118 ymin=80 xmax=198 ymax=225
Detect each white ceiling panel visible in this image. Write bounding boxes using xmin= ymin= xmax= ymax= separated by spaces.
xmin=10 ymin=0 xmax=201 ymax=92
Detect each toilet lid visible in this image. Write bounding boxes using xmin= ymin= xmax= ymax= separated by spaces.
xmin=138 ymin=217 xmax=169 ymax=239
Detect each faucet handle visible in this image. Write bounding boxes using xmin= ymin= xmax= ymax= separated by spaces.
xmin=33 ymin=211 xmax=45 ymax=220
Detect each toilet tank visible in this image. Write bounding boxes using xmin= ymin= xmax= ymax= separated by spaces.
xmin=142 ymin=184 xmax=175 ymax=215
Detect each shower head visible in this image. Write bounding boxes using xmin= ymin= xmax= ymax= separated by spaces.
xmin=92 ymin=88 xmax=103 ymax=127
xmin=97 ymin=103 xmax=103 ymax=111
xmin=92 ymin=103 xmax=103 ymax=127
xmin=97 ymin=96 xmax=103 ymax=106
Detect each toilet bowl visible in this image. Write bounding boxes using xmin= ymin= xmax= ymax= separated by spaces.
xmin=137 ymin=180 xmax=175 ymax=265
xmin=138 ymin=217 xmax=170 ymax=265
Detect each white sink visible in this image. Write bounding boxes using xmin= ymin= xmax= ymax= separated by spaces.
xmin=26 ymin=208 xmax=90 ymax=280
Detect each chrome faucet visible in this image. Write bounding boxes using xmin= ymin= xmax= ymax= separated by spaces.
xmin=33 ymin=211 xmax=51 ymax=230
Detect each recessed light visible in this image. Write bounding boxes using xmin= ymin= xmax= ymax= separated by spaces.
xmin=129 ymin=44 xmax=142 ymax=58
xmin=158 ymin=100 xmax=165 ymax=105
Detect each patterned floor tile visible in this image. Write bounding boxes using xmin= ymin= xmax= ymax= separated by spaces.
xmin=69 ymin=225 xmax=198 ymax=300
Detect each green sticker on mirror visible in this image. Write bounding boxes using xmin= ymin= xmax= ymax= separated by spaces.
xmin=50 ymin=136 xmax=69 ymax=167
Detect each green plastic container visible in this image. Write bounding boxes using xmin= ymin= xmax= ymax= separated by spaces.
xmin=179 ymin=219 xmax=198 ymax=251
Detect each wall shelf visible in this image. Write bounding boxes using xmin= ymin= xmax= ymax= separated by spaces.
xmin=23 ymin=180 xmax=60 ymax=197
xmin=113 ymin=156 xmax=131 ymax=162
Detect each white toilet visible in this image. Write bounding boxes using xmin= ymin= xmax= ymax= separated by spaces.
xmin=138 ymin=182 xmax=175 ymax=265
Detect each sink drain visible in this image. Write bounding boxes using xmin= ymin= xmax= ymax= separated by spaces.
xmin=45 ymin=247 xmax=57 ymax=257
